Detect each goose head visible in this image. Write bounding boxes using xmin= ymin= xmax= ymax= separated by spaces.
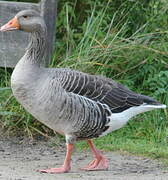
xmin=0 ymin=10 xmax=46 ymax=33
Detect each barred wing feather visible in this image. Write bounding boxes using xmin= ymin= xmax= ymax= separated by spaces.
xmin=58 ymin=69 xmax=156 ymax=113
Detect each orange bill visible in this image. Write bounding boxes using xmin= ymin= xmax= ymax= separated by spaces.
xmin=0 ymin=17 xmax=20 ymax=32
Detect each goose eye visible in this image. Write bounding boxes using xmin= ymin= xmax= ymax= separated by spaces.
xmin=23 ymin=15 xmax=28 ymax=19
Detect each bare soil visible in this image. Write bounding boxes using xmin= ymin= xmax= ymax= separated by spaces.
xmin=0 ymin=136 xmax=168 ymax=180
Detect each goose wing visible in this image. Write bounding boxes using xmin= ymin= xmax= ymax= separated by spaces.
xmin=57 ymin=69 xmax=157 ymax=113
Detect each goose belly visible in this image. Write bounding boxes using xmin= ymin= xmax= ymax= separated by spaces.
xmin=13 ymin=89 xmax=69 ymax=134
xmin=11 ymin=81 xmax=68 ymax=134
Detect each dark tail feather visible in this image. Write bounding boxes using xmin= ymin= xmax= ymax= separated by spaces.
xmin=140 ymin=94 xmax=166 ymax=108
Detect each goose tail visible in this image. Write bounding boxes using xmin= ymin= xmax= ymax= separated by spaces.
xmin=140 ymin=94 xmax=166 ymax=109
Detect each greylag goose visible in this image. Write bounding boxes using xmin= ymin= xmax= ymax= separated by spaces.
xmin=0 ymin=10 xmax=166 ymax=173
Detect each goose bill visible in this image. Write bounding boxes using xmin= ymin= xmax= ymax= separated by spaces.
xmin=0 ymin=17 xmax=20 ymax=32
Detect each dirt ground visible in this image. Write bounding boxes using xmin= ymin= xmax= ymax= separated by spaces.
xmin=0 ymin=136 xmax=168 ymax=180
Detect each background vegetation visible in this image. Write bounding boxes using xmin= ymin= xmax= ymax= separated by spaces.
xmin=0 ymin=0 xmax=168 ymax=161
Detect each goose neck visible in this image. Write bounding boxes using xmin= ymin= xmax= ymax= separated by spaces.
xmin=25 ymin=29 xmax=47 ymax=65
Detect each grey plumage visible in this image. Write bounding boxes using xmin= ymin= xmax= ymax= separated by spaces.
xmin=57 ymin=69 xmax=161 ymax=112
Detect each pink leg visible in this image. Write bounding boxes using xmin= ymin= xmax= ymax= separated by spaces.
xmin=81 ymin=140 xmax=108 ymax=171
xmin=38 ymin=144 xmax=74 ymax=173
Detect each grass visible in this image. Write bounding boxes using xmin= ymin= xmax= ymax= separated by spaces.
xmin=0 ymin=0 xmax=168 ymax=162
